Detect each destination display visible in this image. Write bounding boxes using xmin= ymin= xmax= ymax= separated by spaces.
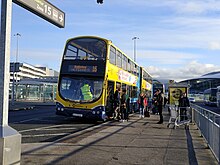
xmin=61 ymin=60 xmax=105 ymax=76
xmin=13 ymin=0 xmax=65 ymax=28
xmin=68 ymin=65 xmax=98 ymax=73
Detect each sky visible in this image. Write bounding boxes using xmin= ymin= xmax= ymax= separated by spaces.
xmin=9 ymin=0 xmax=220 ymax=82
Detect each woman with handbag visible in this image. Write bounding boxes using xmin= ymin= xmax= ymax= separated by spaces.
xmin=144 ymin=95 xmax=150 ymax=117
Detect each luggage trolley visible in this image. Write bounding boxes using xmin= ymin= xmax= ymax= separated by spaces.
xmin=167 ymin=105 xmax=178 ymax=128
xmin=167 ymin=105 xmax=191 ymax=129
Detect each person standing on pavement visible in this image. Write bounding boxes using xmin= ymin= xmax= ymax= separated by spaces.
xmin=120 ymin=89 xmax=127 ymax=122
xmin=178 ymin=92 xmax=190 ymax=121
xmin=155 ymin=89 xmax=163 ymax=124
xmin=125 ymin=93 xmax=130 ymax=121
xmin=138 ymin=92 xmax=145 ymax=118
xmin=113 ymin=84 xmax=121 ymax=120
xmin=144 ymin=94 xmax=150 ymax=117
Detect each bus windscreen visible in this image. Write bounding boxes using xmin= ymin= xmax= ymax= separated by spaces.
xmin=59 ymin=77 xmax=103 ymax=102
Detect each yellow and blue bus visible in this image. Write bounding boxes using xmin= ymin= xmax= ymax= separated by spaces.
xmin=140 ymin=67 xmax=152 ymax=97
xmin=56 ymin=36 xmax=152 ymax=121
xmin=152 ymin=80 xmax=165 ymax=96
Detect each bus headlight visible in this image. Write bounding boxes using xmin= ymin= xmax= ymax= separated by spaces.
xmin=56 ymin=102 xmax=64 ymax=111
xmin=92 ymin=106 xmax=105 ymax=116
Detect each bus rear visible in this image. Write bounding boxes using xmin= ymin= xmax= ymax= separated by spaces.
xmin=203 ymin=88 xmax=217 ymax=106
xmin=56 ymin=36 xmax=108 ymax=121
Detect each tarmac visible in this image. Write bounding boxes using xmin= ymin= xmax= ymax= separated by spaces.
xmin=9 ymin=101 xmax=55 ymax=111
xmin=19 ymin=106 xmax=218 ymax=165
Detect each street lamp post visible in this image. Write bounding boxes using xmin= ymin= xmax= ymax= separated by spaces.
xmin=132 ymin=36 xmax=139 ymax=62
xmin=14 ymin=33 xmax=21 ymax=82
xmin=12 ymin=33 xmax=21 ymax=104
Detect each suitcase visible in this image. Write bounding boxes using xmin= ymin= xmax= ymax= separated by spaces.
xmin=144 ymin=109 xmax=150 ymax=117
xmin=152 ymin=106 xmax=158 ymax=114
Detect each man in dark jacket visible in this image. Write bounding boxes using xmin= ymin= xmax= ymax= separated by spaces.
xmin=114 ymin=85 xmax=121 ymax=120
xmin=120 ymin=89 xmax=128 ymax=121
xmin=178 ymin=93 xmax=190 ymax=121
xmin=155 ymin=89 xmax=163 ymax=124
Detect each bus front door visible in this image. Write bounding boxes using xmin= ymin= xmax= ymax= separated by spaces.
xmin=106 ymin=81 xmax=114 ymax=118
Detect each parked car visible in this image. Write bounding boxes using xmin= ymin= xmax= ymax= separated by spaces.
xmin=189 ymin=97 xmax=195 ymax=103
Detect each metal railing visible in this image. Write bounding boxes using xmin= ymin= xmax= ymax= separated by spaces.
xmin=191 ymin=104 xmax=220 ymax=162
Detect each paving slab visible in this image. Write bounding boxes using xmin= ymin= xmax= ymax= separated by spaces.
xmin=21 ymin=112 xmax=219 ymax=165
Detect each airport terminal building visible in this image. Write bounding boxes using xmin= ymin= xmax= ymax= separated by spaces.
xmin=10 ymin=62 xmax=59 ymax=102
xmin=179 ymin=71 xmax=220 ymax=94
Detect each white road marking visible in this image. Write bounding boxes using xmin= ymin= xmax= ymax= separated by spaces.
xmin=11 ymin=115 xmax=58 ymax=124
xmin=22 ymin=133 xmax=71 ymax=138
xmin=19 ymin=124 xmax=75 ymax=133
xmin=13 ymin=118 xmax=37 ymax=124
xmin=42 ymin=127 xmax=77 ymax=131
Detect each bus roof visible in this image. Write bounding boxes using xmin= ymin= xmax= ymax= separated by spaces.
xmin=66 ymin=36 xmax=140 ymax=68
xmin=141 ymin=67 xmax=153 ymax=78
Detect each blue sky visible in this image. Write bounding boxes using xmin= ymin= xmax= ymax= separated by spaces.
xmin=10 ymin=0 xmax=220 ymax=82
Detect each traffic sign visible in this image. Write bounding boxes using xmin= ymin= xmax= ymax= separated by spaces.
xmin=13 ymin=0 xmax=65 ymax=28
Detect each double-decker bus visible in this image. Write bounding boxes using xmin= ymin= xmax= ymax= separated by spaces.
xmin=203 ymin=88 xmax=217 ymax=106
xmin=56 ymin=36 xmax=152 ymax=121
xmin=140 ymin=67 xmax=152 ymax=98
xmin=152 ymin=80 xmax=165 ymax=96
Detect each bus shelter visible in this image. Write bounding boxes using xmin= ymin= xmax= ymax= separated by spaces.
xmin=12 ymin=80 xmax=57 ymax=102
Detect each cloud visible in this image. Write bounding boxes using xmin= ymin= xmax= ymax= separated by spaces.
xmin=138 ymin=50 xmax=200 ymax=64
xmin=121 ymin=49 xmax=202 ymax=66
xmin=13 ymin=49 xmax=63 ymax=71
xmin=120 ymin=0 xmax=220 ymax=15
xmin=209 ymin=41 xmax=220 ymax=50
xmin=173 ymin=1 xmax=220 ymax=15
xmin=146 ymin=60 xmax=220 ymax=82
xmin=181 ymin=61 xmax=219 ymax=75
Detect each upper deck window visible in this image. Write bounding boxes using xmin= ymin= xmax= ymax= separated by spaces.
xmin=116 ymin=51 xmax=122 ymax=68
xmin=127 ymin=59 xmax=131 ymax=73
xmin=109 ymin=46 xmax=116 ymax=65
xmin=122 ymin=55 xmax=127 ymax=71
xmin=64 ymin=38 xmax=107 ymax=60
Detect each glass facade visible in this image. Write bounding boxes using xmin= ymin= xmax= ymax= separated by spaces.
xmin=185 ymin=79 xmax=220 ymax=94
xmin=13 ymin=83 xmax=57 ymax=102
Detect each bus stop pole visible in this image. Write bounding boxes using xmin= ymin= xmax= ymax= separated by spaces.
xmin=0 ymin=0 xmax=21 ymax=164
